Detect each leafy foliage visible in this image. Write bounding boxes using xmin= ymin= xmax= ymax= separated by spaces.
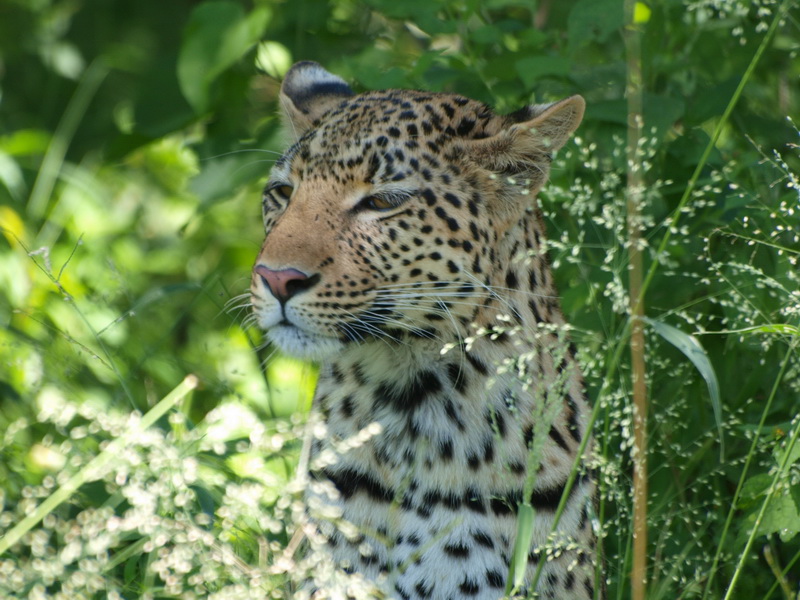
xmin=1 ymin=0 xmax=799 ymax=598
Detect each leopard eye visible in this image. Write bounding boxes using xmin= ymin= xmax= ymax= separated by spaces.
xmin=269 ymin=184 xmax=294 ymax=201
xmin=360 ymin=195 xmax=395 ymax=212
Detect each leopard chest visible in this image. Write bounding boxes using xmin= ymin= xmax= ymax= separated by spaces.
xmin=305 ymin=341 xmax=594 ymax=600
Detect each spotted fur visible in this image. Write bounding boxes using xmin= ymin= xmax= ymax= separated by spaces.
xmin=251 ymin=61 xmax=600 ymax=599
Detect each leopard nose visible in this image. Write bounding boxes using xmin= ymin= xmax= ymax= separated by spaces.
xmin=254 ymin=265 xmax=320 ymax=304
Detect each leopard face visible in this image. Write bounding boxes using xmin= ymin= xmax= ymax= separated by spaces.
xmin=251 ymin=61 xmax=584 ymax=361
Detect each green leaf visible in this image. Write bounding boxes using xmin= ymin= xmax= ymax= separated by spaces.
xmin=738 ymin=473 xmax=772 ymax=506
xmin=567 ymin=0 xmax=624 ymax=49
xmin=774 ymin=434 xmax=800 ymax=470
xmin=190 ymin=155 xmax=264 ymax=207
xmin=123 ymin=554 xmax=140 ymax=586
xmin=643 ymin=317 xmax=724 ymax=457
xmin=0 ymin=152 xmax=25 ymax=202
xmin=757 ymin=492 xmax=800 ymax=542
xmin=140 ymin=138 xmax=200 ymax=193
xmin=505 ymin=503 xmax=534 ymax=596
xmin=0 ymin=129 xmax=51 ymax=156
xmin=643 ymin=93 xmax=686 ymax=139
xmin=177 ymin=1 xmax=270 ymax=113
xmin=515 ymin=56 xmax=572 ymax=88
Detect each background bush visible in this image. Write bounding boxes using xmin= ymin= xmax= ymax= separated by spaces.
xmin=0 ymin=0 xmax=798 ymax=598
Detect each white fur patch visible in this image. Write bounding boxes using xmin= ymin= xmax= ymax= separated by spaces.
xmin=267 ymin=324 xmax=344 ymax=360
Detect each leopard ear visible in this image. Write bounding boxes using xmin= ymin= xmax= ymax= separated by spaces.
xmin=279 ymin=61 xmax=354 ymax=139
xmin=467 ymin=95 xmax=585 ymax=190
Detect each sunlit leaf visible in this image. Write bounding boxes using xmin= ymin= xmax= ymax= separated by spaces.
xmin=256 ymin=41 xmax=292 ymax=79
xmin=0 ymin=129 xmax=51 ymax=157
xmin=0 ymin=206 xmax=26 ymax=245
xmin=633 ymin=2 xmax=651 ymax=24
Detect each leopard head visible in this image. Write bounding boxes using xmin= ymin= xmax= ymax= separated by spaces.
xmin=251 ymin=61 xmax=583 ymax=360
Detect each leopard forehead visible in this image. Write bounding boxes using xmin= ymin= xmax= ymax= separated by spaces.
xmin=272 ymin=90 xmax=502 ymax=183
xmin=312 ymin=89 xmax=498 ymax=143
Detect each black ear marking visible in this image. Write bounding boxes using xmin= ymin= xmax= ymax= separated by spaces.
xmin=280 ymin=61 xmax=354 ymax=137
xmin=282 ymin=61 xmax=354 ymax=114
xmin=505 ymin=105 xmax=535 ymax=124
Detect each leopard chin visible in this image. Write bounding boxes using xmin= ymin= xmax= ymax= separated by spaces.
xmin=266 ymin=323 xmax=344 ymax=360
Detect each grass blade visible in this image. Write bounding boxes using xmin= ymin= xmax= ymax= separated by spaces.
xmin=698 ymin=324 xmax=800 ymax=337
xmin=723 ymin=394 xmax=800 ymax=599
xmin=506 ymin=502 xmax=534 ymax=596
xmin=643 ymin=317 xmax=723 ymax=457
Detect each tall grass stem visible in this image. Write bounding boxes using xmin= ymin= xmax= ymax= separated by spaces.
xmin=623 ymin=1 xmax=648 ymax=597
xmin=637 ymin=0 xmax=794 ymax=304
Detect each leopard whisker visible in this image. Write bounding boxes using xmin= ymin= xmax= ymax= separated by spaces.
xmin=379 ymin=277 xmax=559 ymax=300
xmin=223 ymin=292 xmax=254 ymax=319
xmin=377 ymin=281 xmax=477 ymax=290
xmin=427 ymin=293 xmax=468 ymax=373
xmin=201 ymin=148 xmax=285 ymax=161
xmin=338 ymin=311 xmax=411 ymax=353
xmin=461 ymin=270 xmax=560 ymax=300
xmin=241 ymin=313 xmax=260 ymax=330
xmin=351 ymin=309 xmax=419 ymax=342
xmin=375 ymin=292 xmax=487 ymax=303
xmin=338 ymin=310 xmax=391 ymax=343
xmin=373 ymin=296 xmax=486 ymax=311
xmin=225 ymin=304 xmax=256 ymax=326
xmin=354 ymin=302 xmax=447 ymax=340
xmin=358 ymin=306 xmax=452 ymax=346
xmin=225 ymin=301 xmax=254 ymax=316
xmin=259 ymin=345 xmax=281 ymax=370
xmin=224 ymin=291 xmax=252 ymax=306
xmin=460 ymin=270 xmax=522 ymax=319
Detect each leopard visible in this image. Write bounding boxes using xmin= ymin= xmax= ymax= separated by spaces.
xmin=250 ymin=61 xmax=600 ymax=600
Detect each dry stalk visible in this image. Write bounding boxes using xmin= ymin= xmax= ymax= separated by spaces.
xmin=623 ymin=2 xmax=648 ymax=599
